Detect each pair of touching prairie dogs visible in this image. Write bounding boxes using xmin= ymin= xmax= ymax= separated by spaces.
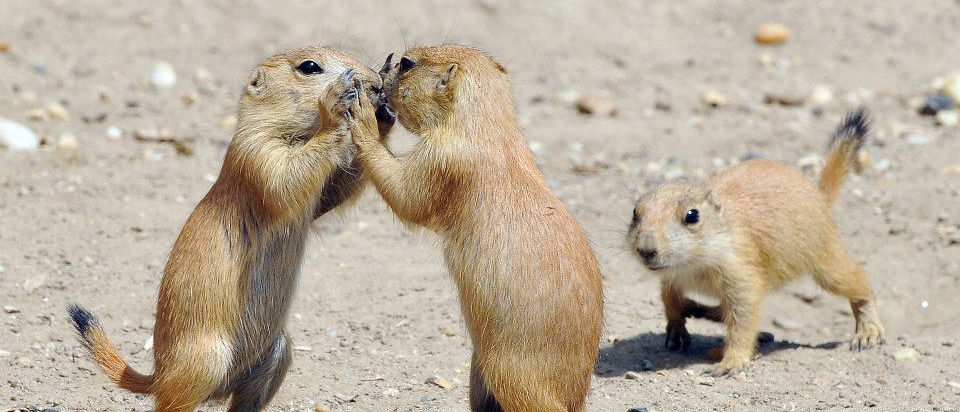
xmin=67 ymin=43 xmax=884 ymax=412
xmin=69 ymin=44 xmax=602 ymax=412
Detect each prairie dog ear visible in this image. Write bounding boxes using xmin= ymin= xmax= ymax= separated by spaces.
xmin=246 ymin=67 xmax=267 ymax=98
xmin=493 ymin=60 xmax=507 ymax=74
xmin=704 ymin=191 xmax=721 ymax=212
xmin=438 ymin=63 xmax=458 ymax=90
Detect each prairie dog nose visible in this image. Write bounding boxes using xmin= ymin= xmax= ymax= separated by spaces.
xmin=637 ymin=248 xmax=657 ymax=263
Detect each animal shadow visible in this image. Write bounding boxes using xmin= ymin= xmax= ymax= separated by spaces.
xmin=595 ymin=331 xmax=842 ymax=377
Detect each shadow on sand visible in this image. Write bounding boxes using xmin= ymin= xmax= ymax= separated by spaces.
xmin=595 ymin=331 xmax=842 ymax=377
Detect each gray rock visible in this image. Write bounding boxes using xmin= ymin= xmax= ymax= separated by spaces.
xmin=919 ymin=93 xmax=954 ymax=116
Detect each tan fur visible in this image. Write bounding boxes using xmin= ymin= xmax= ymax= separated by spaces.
xmin=69 ymin=46 xmax=386 ymax=412
xmin=348 ymin=45 xmax=603 ymax=411
xmin=627 ymin=111 xmax=884 ymax=376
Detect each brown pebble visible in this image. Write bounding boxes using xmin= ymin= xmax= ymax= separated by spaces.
xmin=575 ymin=95 xmax=617 ymax=116
xmin=763 ymin=93 xmax=805 ymax=106
xmin=0 ymin=42 xmax=10 ymax=53
xmin=755 ymin=23 xmax=790 ymax=45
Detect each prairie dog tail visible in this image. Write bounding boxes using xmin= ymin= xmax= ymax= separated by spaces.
xmin=67 ymin=304 xmax=153 ymax=394
xmin=819 ymin=108 xmax=869 ymax=205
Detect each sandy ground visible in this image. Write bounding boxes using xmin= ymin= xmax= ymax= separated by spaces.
xmin=2 ymin=0 xmax=960 ymax=411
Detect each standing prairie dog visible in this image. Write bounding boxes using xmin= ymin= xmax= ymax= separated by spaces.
xmin=67 ymin=46 xmax=389 ymax=412
xmin=627 ymin=109 xmax=885 ymax=376
xmin=347 ymin=45 xmax=604 ymax=412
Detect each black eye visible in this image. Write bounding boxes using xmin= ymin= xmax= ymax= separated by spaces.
xmin=296 ymin=60 xmax=323 ymax=75
xmin=399 ymin=56 xmax=415 ymax=73
xmin=684 ymin=209 xmax=700 ymax=225
xmin=631 ymin=210 xmax=641 ymax=226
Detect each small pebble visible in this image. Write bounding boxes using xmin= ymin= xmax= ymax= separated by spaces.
xmin=426 ymin=375 xmax=453 ymax=389
xmin=382 ymin=388 xmax=400 ymax=397
xmin=654 ymin=100 xmax=672 ymax=112
xmin=0 ymin=117 xmax=40 ymax=150
xmin=701 ymin=90 xmax=728 ymax=108
xmin=3 ymin=305 xmax=19 ymax=313
xmin=58 ymin=133 xmax=78 ymax=149
xmin=919 ymin=93 xmax=954 ymax=116
xmin=143 ymin=336 xmax=154 ymax=351
xmin=46 ymin=102 xmax=70 ymax=121
xmin=150 ymin=61 xmax=178 ymax=88
xmin=575 ymin=95 xmax=617 ymax=116
xmin=755 ymin=22 xmax=790 ymax=45
xmin=808 ymin=85 xmax=834 ymax=105
xmin=627 ymin=408 xmax=649 ymax=412
xmin=903 ymin=132 xmax=933 ymax=145
xmin=796 ymin=154 xmax=821 ymax=171
xmin=764 ymin=93 xmax=805 ymax=106
xmin=27 ymin=108 xmax=48 ymax=121
xmin=0 ymin=41 xmax=9 ymax=53
xmin=639 ymin=358 xmax=654 ymax=371
xmin=314 ymin=405 xmax=331 ymax=412
xmin=556 ymin=89 xmax=581 ymax=104
xmin=106 ymin=126 xmax=123 ymax=140
xmin=181 ymin=91 xmax=200 ymax=105
xmin=892 ymin=347 xmax=919 ymax=361
xmin=22 ymin=275 xmax=45 ymax=292
xmin=936 ymin=110 xmax=959 ymax=127
xmin=624 ymin=371 xmax=642 ymax=380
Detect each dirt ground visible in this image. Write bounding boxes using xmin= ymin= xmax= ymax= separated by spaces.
xmin=2 ymin=1 xmax=959 ymax=411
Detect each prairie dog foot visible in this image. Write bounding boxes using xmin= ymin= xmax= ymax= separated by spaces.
xmin=665 ymin=320 xmax=691 ymax=351
xmin=850 ymin=301 xmax=885 ymax=351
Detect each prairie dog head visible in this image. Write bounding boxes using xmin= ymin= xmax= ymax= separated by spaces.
xmin=627 ymin=183 xmax=724 ymax=273
xmin=237 ymin=46 xmax=383 ymax=145
xmin=380 ymin=44 xmax=509 ymax=136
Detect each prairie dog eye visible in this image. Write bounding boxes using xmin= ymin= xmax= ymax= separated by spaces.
xmin=630 ymin=209 xmax=641 ymax=226
xmin=296 ymin=60 xmax=323 ymax=75
xmin=683 ymin=209 xmax=700 ymax=225
xmin=399 ymin=56 xmax=415 ymax=73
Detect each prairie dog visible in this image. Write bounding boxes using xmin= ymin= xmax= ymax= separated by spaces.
xmin=347 ymin=46 xmax=604 ymax=412
xmin=67 ymin=46 xmax=385 ymax=412
xmin=627 ymin=109 xmax=885 ymax=376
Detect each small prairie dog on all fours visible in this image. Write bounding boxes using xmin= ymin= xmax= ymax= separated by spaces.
xmin=67 ymin=46 xmax=388 ymax=412
xmin=347 ymin=45 xmax=603 ymax=412
xmin=627 ymin=109 xmax=885 ymax=377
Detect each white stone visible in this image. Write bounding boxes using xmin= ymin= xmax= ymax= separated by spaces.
xmin=58 ymin=133 xmax=78 ymax=149
xmin=936 ymin=110 xmax=959 ymax=127
xmin=0 ymin=117 xmax=40 ymax=150
xmin=150 ymin=62 xmax=177 ymax=88
xmin=808 ymin=85 xmax=834 ymax=105
xmin=106 ymin=126 xmax=122 ymax=140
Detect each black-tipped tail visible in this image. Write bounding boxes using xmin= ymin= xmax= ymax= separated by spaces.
xmin=820 ymin=108 xmax=870 ymax=205
xmin=65 ymin=303 xmax=153 ymax=394
xmin=67 ymin=303 xmax=96 ymax=336
xmin=828 ymin=107 xmax=869 ymax=153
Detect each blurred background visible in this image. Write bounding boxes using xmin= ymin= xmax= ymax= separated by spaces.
xmin=1 ymin=0 xmax=958 ymax=410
